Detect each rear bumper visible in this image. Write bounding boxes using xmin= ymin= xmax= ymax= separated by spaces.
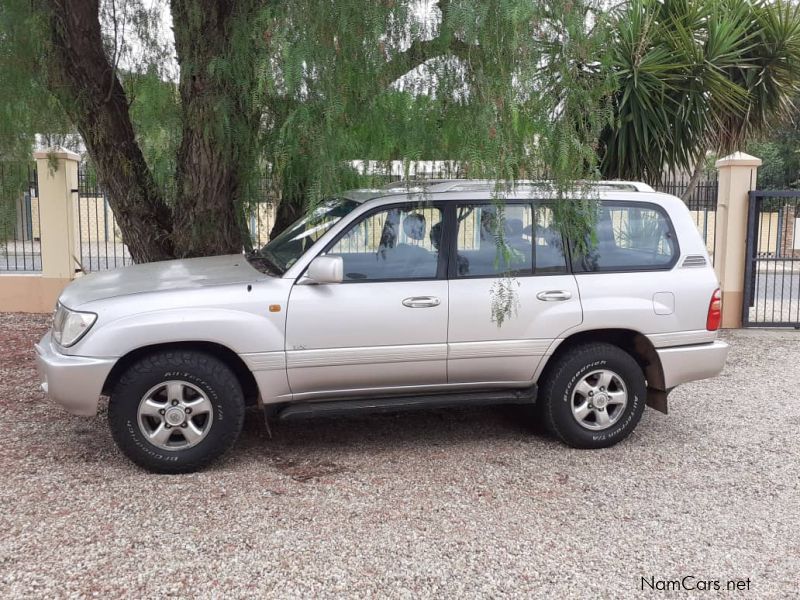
xmin=34 ymin=331 xmax=116 ymax=416
xmin=657 ymin=340 xmax=729 ymax=389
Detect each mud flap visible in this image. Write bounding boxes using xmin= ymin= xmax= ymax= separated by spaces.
xmin=646 ymin=387 xmax=670 ymax=414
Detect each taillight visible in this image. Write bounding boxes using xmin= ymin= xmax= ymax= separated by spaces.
xmin=706 ymin=288 xmax=722 ymax=331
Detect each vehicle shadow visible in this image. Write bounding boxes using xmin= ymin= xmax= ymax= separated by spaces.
xmin=236 ymin=403 xmax=550 ymax=455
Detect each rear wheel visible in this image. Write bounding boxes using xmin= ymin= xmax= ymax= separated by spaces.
xmin=539 ymin=343 xmax=646 ymax=448
xmin=108 ymin=350 xmax=245 ymax=473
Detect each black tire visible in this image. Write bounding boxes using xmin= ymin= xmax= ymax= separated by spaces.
xmin=539 ymin=343 xmax=646 ymax=449
xmin=108 ymin=350 xmax=245 ymax=473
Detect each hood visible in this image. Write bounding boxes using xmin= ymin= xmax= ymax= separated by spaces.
xmin=59 ymin=254 xmax=267 ymax=307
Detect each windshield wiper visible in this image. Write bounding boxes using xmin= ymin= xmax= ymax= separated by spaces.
xmin=246 ymin=249 xmax=284 ymax=275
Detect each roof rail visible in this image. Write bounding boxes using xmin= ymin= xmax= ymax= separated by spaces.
xmin=594 ymin=180 xmax=655 ymax=192
xmin=381 ymin=179 xmax=457 ymax=190
xmin=382 ymin=179 xmax=655 ymax=193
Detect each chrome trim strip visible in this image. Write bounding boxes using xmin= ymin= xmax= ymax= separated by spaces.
xmin=286 ymin=344 xmax=447 ymax=369
xmin=647 ymin=330 xmax=717 ymax=348
xmin=240 ymin=351 xmax=286 ymax=372
xmin=447 ymin=339 xmax=551 ymax=360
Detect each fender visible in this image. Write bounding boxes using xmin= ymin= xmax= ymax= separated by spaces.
xmin=76 ymin=307 xmax=286 ymax=358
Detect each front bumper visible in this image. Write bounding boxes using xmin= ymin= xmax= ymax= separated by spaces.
xmin=34 ymin=331 xmax=116 ymax=416
xmin=656 ymin=340 xmax=730 ymax=389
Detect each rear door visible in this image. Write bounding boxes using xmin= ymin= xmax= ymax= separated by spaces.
xmin=446 ymin=201 xmax=583 ymax=384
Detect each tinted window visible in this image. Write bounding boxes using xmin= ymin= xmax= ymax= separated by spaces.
xmin=454 ymin=203 xmax=567 ymax=277
xmin=455 ymin=204 xmax=533 ymax=277
xmin=533 ymin=204 xmax=568 ymax=274
xmin=574 ymin=202 xmax=676 ymax=272
xmin=256 ymin=198 xmax=359 ymax=272
xmin=328 ymin=206 xmax=442 ymax=281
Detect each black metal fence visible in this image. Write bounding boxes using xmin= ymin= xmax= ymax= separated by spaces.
xmin=75 ymin=163 xmax=134 ymax=271
xmin=0 ymin=162 xmax=41 ymax=272
xmin=743 ymin=190 xmax=800 ymax=327
xmin=246 ymin=176 xmax=276 ymax=248
xmin=655 ymin=176 xmax=718 ymax=260
xmin=76 ymin=163 xmax=278 ymax=267
xmin=15 ymin=161 xmax=717 ymax=273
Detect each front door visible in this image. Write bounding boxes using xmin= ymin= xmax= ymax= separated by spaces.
xmin=447 ymin=201 xmax=583 ymax=383
xmin=285 ymin=203 xmax=448 ymax=397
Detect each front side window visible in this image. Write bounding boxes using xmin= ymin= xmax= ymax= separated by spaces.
xmin=251 ymin=198 xmax=359 ymax=274
xmin=328 ymin=205 xmax=443 ymax=281
xmin=574 ymin=202 xmax=677 ymax=272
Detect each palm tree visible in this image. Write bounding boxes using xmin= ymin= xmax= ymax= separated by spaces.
xmin=600 ymin=0 xmax=800 ymax=197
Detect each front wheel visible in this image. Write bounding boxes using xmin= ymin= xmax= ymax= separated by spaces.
xmin=538 ymin=343 xmax=647 ymax=449
xmin=108 ymin=350 xmax=245 ymax=473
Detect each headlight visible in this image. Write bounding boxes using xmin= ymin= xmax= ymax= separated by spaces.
xmin=52 ymin=303 xmax=97 ymax=347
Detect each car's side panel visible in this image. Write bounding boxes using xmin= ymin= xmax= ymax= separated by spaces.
xmin=447 ymin=275 xmax=583 ymax=383
xmin=285 ymin=280 xmax=449 ymax=394
xmin=571 ymin=269 xmax=717 ymax=335
xmin=71 ymin=279 xmax=294 ymax=401
xmin=569 ymin=194 xmax=718 ymax=338
xmin=239 ymin=352 xmax=293 ymax=403
xmin=535 ymin=196 xmax=720 ymax=386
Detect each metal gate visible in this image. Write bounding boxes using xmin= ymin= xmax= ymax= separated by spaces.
xmin=743 ymin=190 xmax=800 ymax=327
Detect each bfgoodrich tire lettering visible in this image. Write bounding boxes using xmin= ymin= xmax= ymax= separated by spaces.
xmin=539 ymin=343 xmax=647 ymax=449
xmin=108 ymin=350 xmax=245 ymax=473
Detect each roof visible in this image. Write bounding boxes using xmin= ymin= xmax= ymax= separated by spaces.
xmin=341 ymin=179 xmax=656 ymax=203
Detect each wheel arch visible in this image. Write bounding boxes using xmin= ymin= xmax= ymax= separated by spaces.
xmin=542 ymin=328 xmax=668 ymax=413
xmin=102 ymin=341 xmax=260 ymax=406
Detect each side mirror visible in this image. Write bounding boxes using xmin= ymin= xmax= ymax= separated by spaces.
xmin=305 ymin=255 xmax=343 ymax=284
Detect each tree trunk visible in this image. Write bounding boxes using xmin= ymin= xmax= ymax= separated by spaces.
xmin=268 ymin=153 xmax=311 ymax=239
xmin=680 ymin=155 xmax=708 ymax=202
xmin=269 ymin=195 xmax=304 ymax=239
xmin=170 ymin=0 xmax=262 ymax=257
xmin=38 ymin=0 xmax=175 ymax=263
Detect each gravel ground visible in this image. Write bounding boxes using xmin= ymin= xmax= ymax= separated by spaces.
xmin=1 ymin=312 xmax=799 ymax=599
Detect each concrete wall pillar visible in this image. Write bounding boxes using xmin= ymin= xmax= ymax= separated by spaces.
xmin=0 ymin=148 xmax=80 ymax=313
xmin=33 ymin=148 xmax=80 ymax=280
xmin=714 ymin=152 xmax=762 ymax=328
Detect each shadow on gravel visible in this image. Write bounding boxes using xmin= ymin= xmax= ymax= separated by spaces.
xmin=235 ymin=404 xmax=550 ymax=455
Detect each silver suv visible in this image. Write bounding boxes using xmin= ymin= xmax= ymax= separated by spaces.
xmin=36 ymin=180 xmax=729 ymax=472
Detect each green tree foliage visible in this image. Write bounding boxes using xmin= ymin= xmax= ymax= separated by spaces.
xmin=746 ymin=114 xmax=800 ymax=188
xmin=600 ymin=0 xmax=800 ymax=185
xmin=6 ymin=0 xmax=800 ymax=262
xmin=263 ymin=0 xmax=616 ymax=234
xmin=1 ymin=0 xmax=613 ymax=261
xmin=0 ymin=0 xmax=70 ymax=161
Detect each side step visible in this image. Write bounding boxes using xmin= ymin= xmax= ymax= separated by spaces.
xmin=275 ymin=386 xmax=537 ymax=422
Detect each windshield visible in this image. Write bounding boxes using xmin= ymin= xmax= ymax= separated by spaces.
xmin=249 ymin=198 xmax=359 ymax=274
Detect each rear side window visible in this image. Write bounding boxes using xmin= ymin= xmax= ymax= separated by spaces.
xmin=453 ymin=202 xmax=568 ymax=277
xmin=455 ymin=204 xmax=534 ymax=277
xmin=573 ymin=202 xmax=677 ymax=272
xmin=533 ymin=204 xmax=568 ymax=274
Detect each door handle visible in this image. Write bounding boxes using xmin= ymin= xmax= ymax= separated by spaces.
xmin=536 ymin=290 xmax=572 ymax=302
xmin=402 ymin=296 xmax=441 ymax=308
